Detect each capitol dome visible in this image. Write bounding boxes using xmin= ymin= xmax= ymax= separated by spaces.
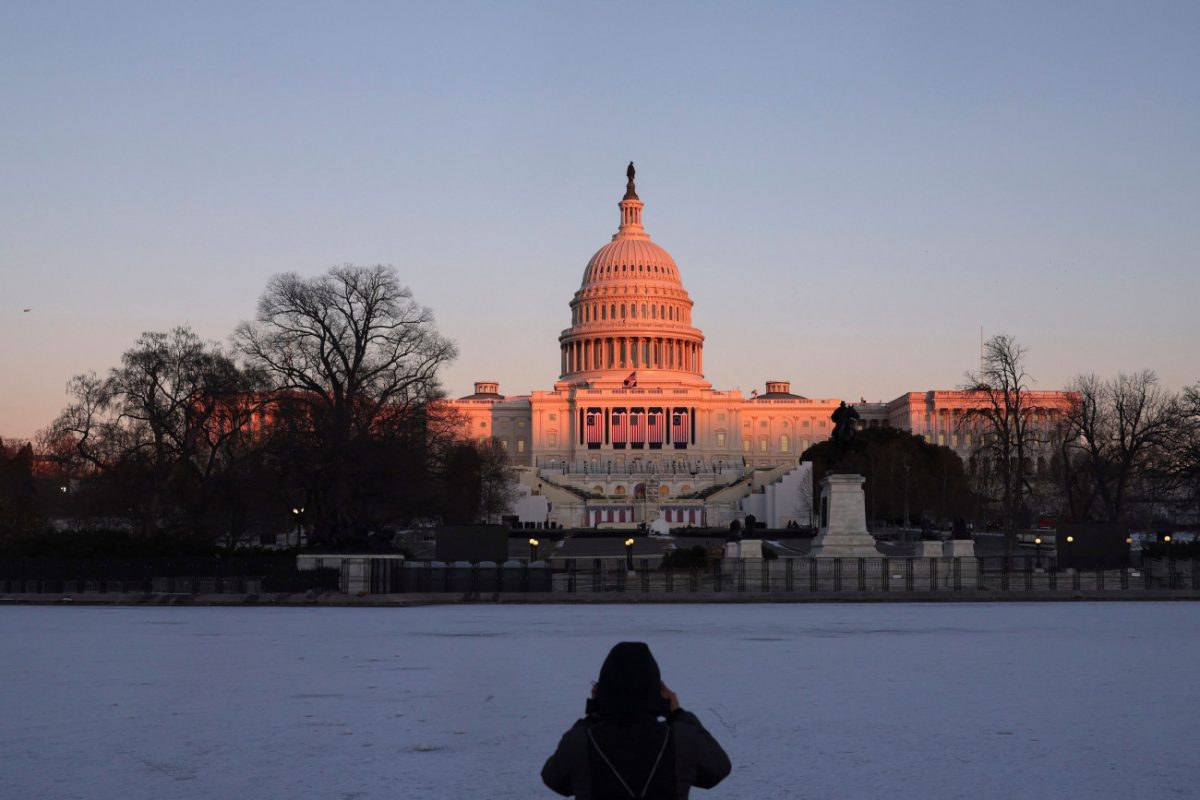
xmin=557 ymin=165 xmax=708 ymax=390
xmin=582 ymin=236 xmax=681 ymax=285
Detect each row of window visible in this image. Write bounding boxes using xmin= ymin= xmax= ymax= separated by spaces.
xmin=590 ymin=262 xmax=675 ymax=279
xmin=740 ymin=435 xmax=808 ymax=454
xmin=744 ymin=419 xmax=827 ymax=429
xmin=591 ymin=484 xmax=686 ymax=498
xmin=575 ymin=301 xmax=685 ymax=325
xmin=923 ymin=409 xmax=1061 ymax=431
xmin=483 ymin=437 xmax=528 ymax=454
xmin=484 ymin=418 xmax=527 ymax=429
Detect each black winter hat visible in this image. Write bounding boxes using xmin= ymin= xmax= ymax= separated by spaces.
xmin=595 ymin=642 xmax=663 ymax=714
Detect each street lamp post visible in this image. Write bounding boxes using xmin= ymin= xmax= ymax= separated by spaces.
xmin=1065 ymin=535 xmax=1074 ymax=569
xmin=625 ymin=537 xmax=635 ymax=572
xmin=529 ymin=538 xmax=540 ymax=563
xmin=291 ymin=507 xmax=304 ymax=548
xmin=1034 ymin=537 xmax=1042 ymax=568
xmin=1164 ymin=534 xmax=1173 ymax=588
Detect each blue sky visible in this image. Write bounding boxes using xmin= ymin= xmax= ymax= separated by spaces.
xmin=2 ymin=1 xmax=1198 ymax=438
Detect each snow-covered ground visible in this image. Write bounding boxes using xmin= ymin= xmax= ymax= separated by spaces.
xmin=2 ymin=602 xmax=1197 ymax=800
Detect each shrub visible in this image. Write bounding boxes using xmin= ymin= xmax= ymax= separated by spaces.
xmin=659 ymin=546 xmax=709 ymax=571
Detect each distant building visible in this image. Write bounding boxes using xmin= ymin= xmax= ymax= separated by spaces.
xmin=441 ymin=168 xmax=1072 ymax=529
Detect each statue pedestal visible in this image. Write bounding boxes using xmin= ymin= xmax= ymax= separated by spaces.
xmin=724 ymin=539 xmax=763 ymax=560
xmin=808 ymin=473 xmax=879 ymax=558
xmin=913 ymin=541 xmax=944 ymax=558
xmin=943 ymin=539 xmax=976 ymax=558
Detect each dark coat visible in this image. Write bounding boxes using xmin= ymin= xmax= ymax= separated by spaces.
xmin=542 ymin=709 xmax=731 ymax=799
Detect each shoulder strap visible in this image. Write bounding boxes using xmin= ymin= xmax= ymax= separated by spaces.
xmin=587 ymin=725 xmax=672 ymax=799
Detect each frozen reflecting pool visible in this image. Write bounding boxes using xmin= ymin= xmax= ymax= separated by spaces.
xmin=2 ymin=602 xmax=1197 ymax=799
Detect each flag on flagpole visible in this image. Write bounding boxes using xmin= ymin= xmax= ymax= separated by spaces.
xmin=623 ymin=371 xmax=638 ymax=388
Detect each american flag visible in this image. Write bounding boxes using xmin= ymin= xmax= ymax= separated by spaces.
xmin=672 ymin=409 xmax=689 ymax=445
xmin=586 ymin=411 xmax=603 ymax=447
xmin=647 ymin=409 xmax=664 ymax=445
xmin=611 ymin=410 xmax=627 ymax=446
xmin=629 ymin=411 xmax=645 ymax=446
xmin=623 ymin=371 xmax=637 ymax=388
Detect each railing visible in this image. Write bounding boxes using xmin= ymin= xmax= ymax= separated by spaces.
xmin=362 ymin=557 xmax=1198 ymax=596
xmin=368 ymin=561 xmax=553 ymax=593
xmin=540 ymin=461 xmax=743 ymax=478
xmin=0 ymin=557 xmax=339 ymax=594
xmin=7 ymin=557 xmax=1195 ymax=598
xmin=0 ymin=575 xmax=264 ymax=594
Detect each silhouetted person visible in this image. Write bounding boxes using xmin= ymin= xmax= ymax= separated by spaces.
xmin=542 ymin=642 xmax=731 ymax=799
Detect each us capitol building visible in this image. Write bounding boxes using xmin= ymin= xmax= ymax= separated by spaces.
xmin=442 ymin=165 xmax=1069 ymax=530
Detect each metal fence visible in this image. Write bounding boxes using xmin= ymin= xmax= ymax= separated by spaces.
xmin=366 ymin=556 xmax=1199 ymax=595
xmin=4 ymin=556 xmax=1196 ymax=597
xmin=0 ymin=575 xmax=264 ymax=594
xmin=0 ymin=557 xmax=338 ymax=594
xmin=367 ymin=560 xmax=554 ymax=593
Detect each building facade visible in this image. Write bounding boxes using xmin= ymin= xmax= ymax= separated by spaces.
xmin=443 ymin=168 xmax=1071 ymax=529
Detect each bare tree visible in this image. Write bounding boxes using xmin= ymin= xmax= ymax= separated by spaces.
xmin=1060 ymin=371 xmax=1178 ymax=523
xmin=791 ymin=462 xmax=815 ymax=528
xmin=960 ymin=334 xmax=1043 ymax=558
xmin=1167 ymin=382 xmax=1200 ymax=518
xmin=235 ymin=265 xmax=457 ymax=542
xmin=477 ymin=438 xmax=519 ymax=523
xmin=50 ymin=327 xmax=262 ymax=537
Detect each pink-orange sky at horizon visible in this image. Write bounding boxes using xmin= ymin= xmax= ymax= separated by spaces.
xmin=3 ymin=1 xmax=1198 ymax=441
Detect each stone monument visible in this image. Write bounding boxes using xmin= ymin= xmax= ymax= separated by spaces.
xmin=724 ymin=539 xmax=764 ymax=559
xmin=807 ymin=403 xmax=880 ymax=558
xmin=808 ymin=474 xmax=880 ymax=557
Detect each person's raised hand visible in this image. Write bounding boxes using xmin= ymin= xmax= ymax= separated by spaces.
xmin=660 ymin=681 xmax=679 ymax=712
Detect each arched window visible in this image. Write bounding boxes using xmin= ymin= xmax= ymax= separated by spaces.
xmin=620 ymin=304 xmax=626 ymax=319
xmin=601 ymin=305 xmax=607 ymax=320
xmin=615 ymin=485 xmax=627 ymax=496
xmin=651 ymin=305 xmax=657 ymax=319
xmin=780 ymin=434 xmax=790 ymax=453
xmin=610 ymin=304 xmax=616 ymax=319
xmin=641 ymin=304 xmax=647 ymax=318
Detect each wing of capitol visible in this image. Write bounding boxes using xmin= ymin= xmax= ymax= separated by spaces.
xmin=440 ymin=165 xmax=1071 ymax=531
